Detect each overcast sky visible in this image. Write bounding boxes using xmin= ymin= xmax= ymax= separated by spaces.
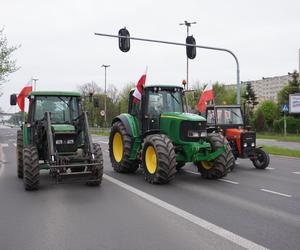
xmin=1 ymin=0 xmax=300 ymax=112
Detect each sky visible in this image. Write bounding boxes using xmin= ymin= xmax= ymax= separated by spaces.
xmin=1 ymin=0 xmax=300 ymax=112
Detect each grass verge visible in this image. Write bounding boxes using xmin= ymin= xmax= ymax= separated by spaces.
xmin=257 ymin=133 xmax=300 ymax=142
xmin=259 ymin=144 xmax=300 ymax=158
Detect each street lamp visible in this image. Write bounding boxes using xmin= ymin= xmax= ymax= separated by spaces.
xmin=32 ymin=78 xmax=38 ymax=91
xmin=180 ymin=20 xmax=196 ymax=90
xmin=101 ymin=64 xmax=110 ymax=125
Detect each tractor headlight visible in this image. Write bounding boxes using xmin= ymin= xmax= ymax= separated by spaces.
xmin=243 ymin=142 xmax=248 ymax=148
xmin=188 ymin=131 xmax=200 ymax=138
xmin=56 ymin=140 xmax=63 ymax=145
xmin=200 ymin=131 xmax=207 ymax=138
xmin=67 ymin=139 xmax=74 ymax=144
xmin=251 ymin=142 xmax=255 ymax=147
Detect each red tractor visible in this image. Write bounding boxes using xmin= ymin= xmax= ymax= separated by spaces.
xmin=205 ymin=105 xmax=270 ymax=170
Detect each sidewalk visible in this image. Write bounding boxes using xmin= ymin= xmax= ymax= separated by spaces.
xmin=257 ymin=139 xmax=300 ymax=150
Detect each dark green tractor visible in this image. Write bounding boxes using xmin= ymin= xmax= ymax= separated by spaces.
xmin=10 ymin=91 xmax=103 ymax=191
xmin=109 ymin=85 xmax=234 ymax=184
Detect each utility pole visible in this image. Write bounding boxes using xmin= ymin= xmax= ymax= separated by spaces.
xmin=180 ymin=20 xmax=196 ymax=90
xmin=101 ymin=64 xmax=110 ymax=125
xmin=32 ymin=78 xmax=38 ymax=91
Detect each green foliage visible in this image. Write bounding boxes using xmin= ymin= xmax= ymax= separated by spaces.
xmin=253 ymin=100 xmax=278 ymax=131
xmin=273 ymin=116 xmax=300 ymax=134
xmin=118 ymin=83 xmax=134 ymax=113
xmin=213 ymin=83 xmax=236 ymax=105
xmin=0 ymin=28 xmax=19 ymax=84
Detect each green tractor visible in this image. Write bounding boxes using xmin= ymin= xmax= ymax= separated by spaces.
xmin=109 ymin=85 xmax=234 ymax=184
xmin=10 ymin=91 xmax=103 ymax=191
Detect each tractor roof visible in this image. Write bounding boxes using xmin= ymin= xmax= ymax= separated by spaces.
xmin=144 ymin=85 xmax=183 ymax=90
xmin=29 ymin=91 xmax=81 ymax=97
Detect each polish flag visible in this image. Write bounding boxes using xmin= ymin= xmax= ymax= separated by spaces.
xmin=133 ymin=68 xmax=147 ymax=103
xmin=198 ymin=83 xmax=214 ymax=113
xmin=17 ymin=80 xmax=33 ymax=112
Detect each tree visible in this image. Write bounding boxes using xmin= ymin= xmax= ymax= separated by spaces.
xmin=0 ymin=28 xmax=19 ymax=95
xmin=213 ymin=82 xmax=236 ymax=105
xmin=277 ymin=70 xmax=300 ymax=106
xmin=77 ymin=81 xmax=102 ymax=97
xmin=118 ymin=83 xmax=135 ymax=113
xmin=254 ymin=100 xmax=278 ymax=131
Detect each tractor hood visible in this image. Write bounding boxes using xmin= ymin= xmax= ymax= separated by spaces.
xmin=160 ymin=112 xmax=206 ymax=122
xmin=51 ymin=124 xmax=75 ymax=132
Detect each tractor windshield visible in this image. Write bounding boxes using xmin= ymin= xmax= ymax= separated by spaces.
xmin=34 ymin=96 xmax=79 ymax=123
xmin=148 ymin=89 xmax=183 ymax=116
xmin=215 ymin=107 xmax=243 ymax=125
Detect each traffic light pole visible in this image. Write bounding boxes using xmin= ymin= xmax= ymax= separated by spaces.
xmin=94 ymin=32 xmax=241 ymax=105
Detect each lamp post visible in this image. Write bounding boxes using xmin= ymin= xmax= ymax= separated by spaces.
xmin=32 ymin=78 xmax=38 ymax=91
xmin=180 ymin=20 xmax=196 ymax=90
xmin=101 ymin=64 xmax=110 ymax=125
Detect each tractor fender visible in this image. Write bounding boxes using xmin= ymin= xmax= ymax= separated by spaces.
xmin=112 ymin=114 xmax=139 ymax=138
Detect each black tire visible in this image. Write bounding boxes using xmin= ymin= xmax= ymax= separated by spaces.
xmin=109 ymin=121 xmax=139 ymax=173
xmin=252 ymin=148 xmax=270 ymax=169
xmin=86 ymin=143 xmax=104 ymax=186
xmin=17 ymin=130 xmax=23 ymax=179
xmin=176 ymin=161 xmax=185 ymax=171
xmin=142 ymin=134 xmax=176 ymax=184
xmin=23 ymin=145 xmax=40 ymax=191
xmin=196 ymin=133 xmax=234 ymax=179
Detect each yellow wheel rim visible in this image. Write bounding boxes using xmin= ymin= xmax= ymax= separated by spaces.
xmin=201 ymin=161 xmax=214 ymax=170
xmin=113 ymin=132 xmax=123 ymax=162
xmin=145 ymin=146 xmax=157 ymax=174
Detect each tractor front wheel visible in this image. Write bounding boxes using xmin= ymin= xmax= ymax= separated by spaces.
xmin=251 ymin=148 xmax=270 ymax=169
xmin=17 ymin=130 xmax=23 ymax=179
xmin=86 ymin=143 xmax=103 ymax=186
xmin=109 ymin=121 xmax=139 ymax=173
xmin=142 ymin=134 xmax=176 ymax=184
xmin=196 ymin=134 xmax=234 ymax=179
xmin=23 ymin=145 xmax=40 ymax=191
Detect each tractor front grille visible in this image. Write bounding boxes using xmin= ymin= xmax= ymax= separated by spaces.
xmin=240 ymin=131 xmax=256 ymax=156
xmin=54 ymin=133 xmax=77 ymax=153
xmin=180 ymin=120 xmax=207 ymax=142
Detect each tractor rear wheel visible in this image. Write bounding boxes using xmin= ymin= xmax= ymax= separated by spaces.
xmin=196 ymin=134 xmax=234 ymax=179
xmin=252 ymin=148 xmax=270 ymax=169
xmin=142 ymin=134 xmax=176 ymax=184
xmin=86 ymin=143 xmax=103 ymax=186
xmin=109 ymin=121 xmax=139 ymax=173
xmin=23 ymin=145 xmax=40 ymax=191
xmin=17 ymin=130 xmax=23 ymax=179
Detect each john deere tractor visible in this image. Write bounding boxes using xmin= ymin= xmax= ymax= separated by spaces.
xmin=10 ymin=91 xmax=103 ymax=191
xmin=109 ymin=85 xmax=234 ymax=184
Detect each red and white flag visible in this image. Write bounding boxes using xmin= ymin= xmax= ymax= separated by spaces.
xmin=17 ymin=79 xmax=33 ymax=112
xmin=198 ymin=83 xmax=214 ymax=113
xmin=133 ymin=68 xmax=147 ymax=103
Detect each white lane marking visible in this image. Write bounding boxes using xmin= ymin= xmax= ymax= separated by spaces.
xmin=13 ymin=143 xmax=17 ymax=147
xmin=104 ymin=174 xmax=268 ymax=250
xmin=0 ymin=143 xmax=8 ymax=147
xmin=219 ymin=179 xmax=239 ymax=185
xmin=260 ymin=189 xmax=292 ymax=198
xmin=105 ymin=150 xmax=109 ymax=153
xmin=266 ymin=167 xmax=275 ymax=170
xmin=292 ymin=171 xmax=300 ymax=175
xmin=185 ymin=170 xmax=239 ymax=184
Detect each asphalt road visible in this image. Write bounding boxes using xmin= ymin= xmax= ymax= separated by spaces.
xmin=0 ymin=127 xmax=300 ymax=250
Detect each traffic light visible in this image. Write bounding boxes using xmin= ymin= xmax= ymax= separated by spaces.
xmin=118 ymin=28 xmax=130 ymax=52
xmin=186 ymin=35 xmax=196 ymax=59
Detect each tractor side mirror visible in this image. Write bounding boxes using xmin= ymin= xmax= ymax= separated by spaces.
xmin=186 ymin=35 xmax=196 ymax=59
xmin=10 ymin=94 xmax=17 ymax=105
xmin=118 ymin=27 xmax=130 ymax=52
xmin=93 ymin=98 xmax=100 ymax=108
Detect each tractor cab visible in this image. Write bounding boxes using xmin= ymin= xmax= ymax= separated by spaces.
xmin=206 ymin=105 xmax=244 ymax=130
xmin=128 ymin=85 xmax=185 ymax=134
